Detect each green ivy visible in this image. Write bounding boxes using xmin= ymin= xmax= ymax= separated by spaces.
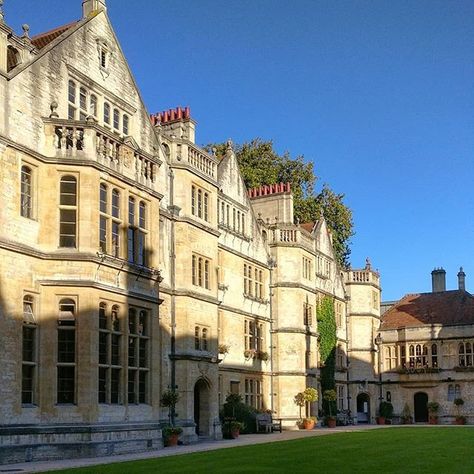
xmin=317 ymin=296 xmax=337 ymax=415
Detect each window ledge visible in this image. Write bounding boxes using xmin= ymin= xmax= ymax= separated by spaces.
xmin=243 ymin=294 xmax=268 ymax=304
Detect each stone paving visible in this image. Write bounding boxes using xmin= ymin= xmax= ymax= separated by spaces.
xmin=0 ymin=424 xmax=459 ymax=474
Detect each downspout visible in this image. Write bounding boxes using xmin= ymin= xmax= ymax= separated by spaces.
xmin=268 ymin=257 xmax=276 ymax=414
xmin=168 ymin=169 xmax=178 ymax=425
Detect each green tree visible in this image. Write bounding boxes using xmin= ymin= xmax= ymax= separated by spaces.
xmin=207 ymin=139 xmax=353 ymax=267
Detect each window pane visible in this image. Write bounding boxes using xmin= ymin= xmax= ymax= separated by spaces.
xmin=90 ymin=95 xmax=97 ymax=116
xmin=99 ymin=215 xmax=107 ymax=252
xmin=60 ymin=209 xmax=77 ymax=247
xmin=80 ymin=87 xmax=87 ymax=111
xmin=127 ymin=228 xmax=136 ymax=263
xmin=60 ymin=177 xmax=77 ymax=206
xmin=111 ymin=368 xmax=120 ymax=404
xmin=21 ymin=166 xmax=32 ymax=218
xmin=111 ymin=334 xmax=121 ymax=365
xmin=68 ymin=81 xmax=76 ymax=103
xmin=98 ymin=367 xmax=107 ymax=403
xmin=22 ymin=365 xmax=34 ymax=404
xmin=138 ymin=231 xmax=145 ymax=265
xmin=112 ymin=190 xmax=120 ymax=218
xmin=99 ymin=332 xmax=108 ymax=364
xmin=113 ymin=109 xmax=120 ymax=129
xmin=139 ymin=339 xmax=147 ymax=368
xmin=112 ymin=221 xmax=120 ymax=257
xmin=123 ymin=115 xmax=129 ymax=135
xmin=58 ymin=329 xmax=75 ymax=363
xmin=128 ymin=369 xmax=136 ymax=404
xmin=23 ymin=326 xmax=35 ymax=362
xmin=57 ymin=366 xmax=75 ymax=404
xmin=139 ymin=311 xmax=147 ymax=336
xmin=139 ymin=371 xmax=147 ymax=404
xmin=128 ymin=197 xmax=135 ymax=224
xmin=100 ymin=184 xmax=107 ymax=213
xmin=139 ymin=202 xmax=146 ymax=228
xmin=104 ymin=103 xmax=110 ymax=124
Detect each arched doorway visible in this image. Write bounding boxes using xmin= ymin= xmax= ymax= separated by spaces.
xmin=356 ymin=393 xmax=370 ymax=423
xmin=414 ymin=392 xmax=428 ymax=422
xmin=194 ymin=378 xmax=211 ymax=436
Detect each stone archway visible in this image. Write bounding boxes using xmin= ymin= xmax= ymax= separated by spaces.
xmin=356 ymin=393 xmax=370 ymax=423
xmin=194 ymin=378 xmax=211 ymax=436
xmin=414 ymin=392 xmax=428 ymax=422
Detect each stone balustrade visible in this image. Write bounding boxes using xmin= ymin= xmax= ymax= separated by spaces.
xmin=345 ymin=270 xmax=380 ymax=285
xmin=187 ymin=144 xmax=216 ymax=179
xmin=268 ymin=225 xmax=315 ymax=253
xmin=44 ymin=119 xmax=160 ymax=192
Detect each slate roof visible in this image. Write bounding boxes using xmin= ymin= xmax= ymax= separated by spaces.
xmin=381 ymin=290 xmax=474 ymax=329
xmin=31 ymin=21 xmax=78 ymax=50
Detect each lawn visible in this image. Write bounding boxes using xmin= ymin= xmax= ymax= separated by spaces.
xmin=55 ymin=427 xmax=473 ymax=474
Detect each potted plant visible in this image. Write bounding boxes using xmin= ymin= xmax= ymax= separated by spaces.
xmin=218 ymin=343 xmax=229 ymax=355
xmin=453 ymin=398 xmax=466 ymax=425
xmin=229 ymin=420 xmax=244 ymax=438
xmin=427 ymin=401 xmax=440 ymax=425
xmin=294 ymin=387 xmax=319 ymax=429
xmin=377 ymin=401 xmax=394 ymax=425
xmin=302 ymin=416 xmax=317 ymax=430
xmin=401 ymin=403 xmax=413 ymax=424
xmin=162 ymin=426 xmax=183 ymax=447
xmin=161 ymin=389 xmax=179 ymax=426
xmin=323 ymin=389 xmax=337 ymax=428
xmin=257 ymin=351 xmax=270 ymax=361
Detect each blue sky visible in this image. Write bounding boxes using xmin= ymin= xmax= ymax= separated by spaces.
xmin=5 ymin=1 xmax=474 ymax=299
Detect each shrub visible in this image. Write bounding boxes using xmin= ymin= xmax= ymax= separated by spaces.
xmin=379 ymin=401 xmax=394 ymax=419
xmin=221 ymin=393 xmax=257 ymax=434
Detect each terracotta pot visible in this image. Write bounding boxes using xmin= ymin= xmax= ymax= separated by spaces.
xmin=429 ymin=416 xmax=438 ymax=425
xmin=455 ymin=418 xmax=466 ymax=425
xmin=377 ymin=417 xmax=385 ymax=425
xmin=165 ymin=434 xmax=179 ymax=447
xmin=327 ymin=418 xmax=336 ymax=428
xmin=303 ymin=420 xmax=315 ymax=430
xmin=231 ymin=429 xmax=240 ymax=439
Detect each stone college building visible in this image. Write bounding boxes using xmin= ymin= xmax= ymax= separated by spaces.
xmin=0 ymin=0 xmax=472 ymax=464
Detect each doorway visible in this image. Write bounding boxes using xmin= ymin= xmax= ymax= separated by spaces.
xmin=194 ymin=378 xmax=211 ymax=436
xmin=356 ymin=393 xmax=370 ymax=423
xmin=414 ymin=392 xmax=428 ymax=422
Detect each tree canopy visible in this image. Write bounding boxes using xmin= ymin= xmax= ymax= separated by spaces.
xmin=207 ymin=139 xmax=354 ymax=268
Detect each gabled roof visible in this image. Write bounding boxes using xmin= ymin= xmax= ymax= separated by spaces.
xmin=381 ymin=290 xmax=474 ymax=329
xmin=31 ymin=21 xmax=78 ymax=50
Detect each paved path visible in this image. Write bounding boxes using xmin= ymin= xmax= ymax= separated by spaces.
xmin=0 ymin=424 xmax=424 ymax=473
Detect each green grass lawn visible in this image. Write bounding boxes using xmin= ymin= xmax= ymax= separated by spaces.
xmin=55 ymin=427 xmax=473 ymax=474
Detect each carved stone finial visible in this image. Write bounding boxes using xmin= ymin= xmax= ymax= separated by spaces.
xmin=0 ymin=0 xmax=5 ymax=23
xmin=365 ymin=257 xmax=372 ymax=270
xmin=212 ymin=147 xmax=217 ymax=156
xmin=22 ymin=24 xmax=30 ymax=38
xmin=49 ymin=101 xmax=59 ymax=118
xmin=226 ymin=139 xmax=233 ymax=151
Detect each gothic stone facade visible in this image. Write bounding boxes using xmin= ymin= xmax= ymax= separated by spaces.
xmin=0 ymin=0 xmax=404 ymax=464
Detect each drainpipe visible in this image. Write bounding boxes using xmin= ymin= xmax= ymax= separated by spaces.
xmin=168 ymin=169 xmax=180 ymax=425
xmin=268 ymin=257 xmax=277 ymax=414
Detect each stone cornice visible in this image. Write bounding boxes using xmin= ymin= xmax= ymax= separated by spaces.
xmin=38 ymin=279 xmax=159 ymax=304
xmin=0 ymin=238 xmax=159 ymax=281
xmin=218 ymin=304 xmax=271 ymax=322
xmin=272 ymin=327 xmax=318 ymax=337
xmin=217 ymin=243 xmax=269 ymax=269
